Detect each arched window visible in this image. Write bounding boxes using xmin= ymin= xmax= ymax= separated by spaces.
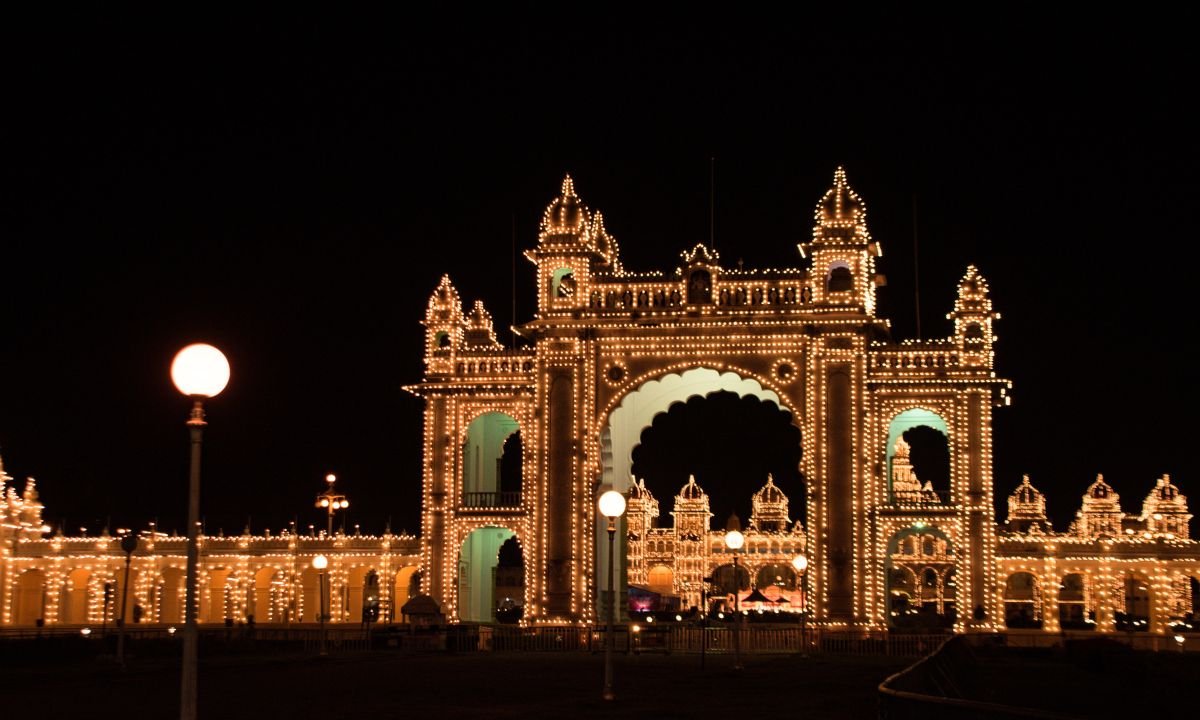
xmin=827 ymin=263 xmax=853 ymax=293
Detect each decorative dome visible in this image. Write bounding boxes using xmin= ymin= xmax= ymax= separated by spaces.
xmin=588 ymin=210 xmax=621 ymax=269
xmin=816 ymin=166 xmax=866 ymax=227
xmin=627 ymin=477 xmax=655 ymax=502
xmin=753 ymin=474 xmax=787 ymax=505
xmin=677 ymin=475 xmax=706 ymax=501
xmin=539 ymin=175 xmax=589 ymax=240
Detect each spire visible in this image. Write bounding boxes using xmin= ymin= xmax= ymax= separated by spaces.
xmin=815 ymin=166 xmax=868 ymax=230
xmin=425 ymin=275 xmax=464 ymax=324
xmin=463 ymin=300 xmax=501 ymax=348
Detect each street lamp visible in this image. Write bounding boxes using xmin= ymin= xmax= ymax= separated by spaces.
xmin=171 ymin=343 xmax=229 ymax=720
xmin=314 ymin=474 xmax=349 ymax=536
xmin=598 ymin=489 xmax=626 ymax=702
xmin=792 ymin=552 xmax=809 ymax=656
xmin=116 ymin=532 xmax=139 ymax=668
xmin=312 ymin=554 xmax=329 ymax=656
xmin=724 ymin=515 xmax=745 ymax=671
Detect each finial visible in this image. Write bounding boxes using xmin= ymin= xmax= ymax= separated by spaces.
xmin=561 ymin=174 xmax=575 ymax=197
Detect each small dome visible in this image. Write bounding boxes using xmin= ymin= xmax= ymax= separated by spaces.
xmin=754 ymin=474 xmax=787 ymax=504
xmin=677 ymin=475 xmax=706 ymax=500
xmin=816 ymin=166 xmax=865 ymax=226
xmin=627 ymin=478 xmax=654 ymax=502
xmin=539 ymin=175 xmax=589 ymax=240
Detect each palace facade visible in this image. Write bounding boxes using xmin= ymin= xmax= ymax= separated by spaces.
xmin=1 ymin=457 xmax=421 ymax=628
xmin=3 ymin=169 xmax=1197 ymax=635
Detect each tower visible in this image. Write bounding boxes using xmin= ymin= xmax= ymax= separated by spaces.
xmin=800 ymin=167 xmax=883 ymax=313
xmin=670 ymin=476 xmax=712 ymax=609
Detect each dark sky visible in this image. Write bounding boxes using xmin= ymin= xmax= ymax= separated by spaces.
xmin=3 ymin=9 xmax=1196 ymax=537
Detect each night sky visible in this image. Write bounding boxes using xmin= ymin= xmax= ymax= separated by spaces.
xmin=3 ymin=10 xmax=1196 ymax=538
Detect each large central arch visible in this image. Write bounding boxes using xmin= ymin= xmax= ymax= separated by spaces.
xmin=596 ymin=366 xmax=800 ymax=613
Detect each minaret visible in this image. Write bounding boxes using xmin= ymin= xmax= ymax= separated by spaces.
xmin=624 ymin=479 xmax=659 ymax=589
xmin=948 ymin=265 xmax=1000 ymax=369
xmin=799 ymin=167 xmax=883 ymax=314
xmin=423 ymin=275 xmax=466 ymax=375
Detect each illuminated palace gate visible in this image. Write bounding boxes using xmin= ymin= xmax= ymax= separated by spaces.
xmin=408 ymin=169 xmax=1009 ymax=629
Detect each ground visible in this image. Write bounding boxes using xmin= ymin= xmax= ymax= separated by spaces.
xmin=2 ymin=649 xmax=907 ymax=719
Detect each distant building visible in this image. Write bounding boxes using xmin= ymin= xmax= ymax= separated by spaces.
xmin=0 ymin=457 xmax=420 ymax=628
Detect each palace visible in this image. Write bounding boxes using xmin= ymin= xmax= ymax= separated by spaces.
xmin=2 ymin=169 xmax=1197 ymax=636
xmin=1 ymin=456 xmax=421 ymax=628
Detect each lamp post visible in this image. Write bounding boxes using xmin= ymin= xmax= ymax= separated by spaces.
xmin=598 ymin=490 xmax=626 ymax=702
xmin=171 ymin=343 xmax=229 ymax=720
xmin=117 ymin=533 xmax=139 ymax=667
xmin=313 ymin=554 xmax=329 ymax=656
xmin=314 ymin=474 xmax=349 ymax=536
xmin=724 ymin=517 xmax=745 ymax=671
xmin=792 ymin=552 xmax=809 ymax=657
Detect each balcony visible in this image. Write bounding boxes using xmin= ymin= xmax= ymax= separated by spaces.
xmin=460 ymin=491 xmax=522 ymax=510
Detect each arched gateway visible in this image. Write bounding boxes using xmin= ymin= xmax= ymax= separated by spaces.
xmin=406 ymin=169 xmax=1009 ymax=629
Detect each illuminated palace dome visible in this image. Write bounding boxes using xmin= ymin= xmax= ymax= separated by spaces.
xmin=676 ymin=475 xmax=707 ymax=501
xmin=538 ymin=175 xmax=589 ymax=241
xmin=750 ymin=474 xmax=791 ymax=532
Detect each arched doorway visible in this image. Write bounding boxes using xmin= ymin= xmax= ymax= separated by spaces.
xmin=393 ymin=565 xmax=420 ymax=620
xmin=345 ymin=566 xmax=378 ymax=623
xmin=160 ymin=567 xmax=185 ymax=624
xmin=885 ymin=529 xmax=955 ymax=629
xmin=1004 ymin=572 xmax=1042 ymax=628
xmin=647 ymin=565 xmax=674 ymax=596
xmin=600 ymin=367 xmax=800 ymax=614
xmin=254 ymin=568 xmax=284 ymax=623
xmin=462 ymin=412 xmax=521 ymax=507
xmin=13 ymin=569 xmax=46 ymax=626
xmin=202 ymin=569 xmax=232 ymax=623
xmin=1119 ymin=574 xmax=1151 ymax=631
xmin=885 ymin=409 xmax=950 ymax=504
xmin=458 ymin=526 xmax=519 ymax=622
xmin=61 ymin=568 xmax=92 ymax=624
xmin=1058 ymin=574 xmax=1092 ymax=629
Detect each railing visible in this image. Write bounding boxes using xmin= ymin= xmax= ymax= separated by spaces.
xmin=460 ymin=491 xmax=522 ymax=509
xmin=872 ymin=351 xmax=961 ymax=371
xmin=889 ymin=490 xmax=953 ymax=507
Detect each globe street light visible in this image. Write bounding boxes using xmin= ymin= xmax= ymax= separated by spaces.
xmin=171 ymin=343 xmax=229 ymax=720
xmin=724 ymin=517 xmax=745 ymax=671
xmin=598 ymin=489 xmax=626 ymax=702
xmin=315 ymin=474 xmax=349 ymax=536
xmin=312 ymin=554 xmax=329 ymax=656
xmin=792 ymin=552 xmax=809 ymax=656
